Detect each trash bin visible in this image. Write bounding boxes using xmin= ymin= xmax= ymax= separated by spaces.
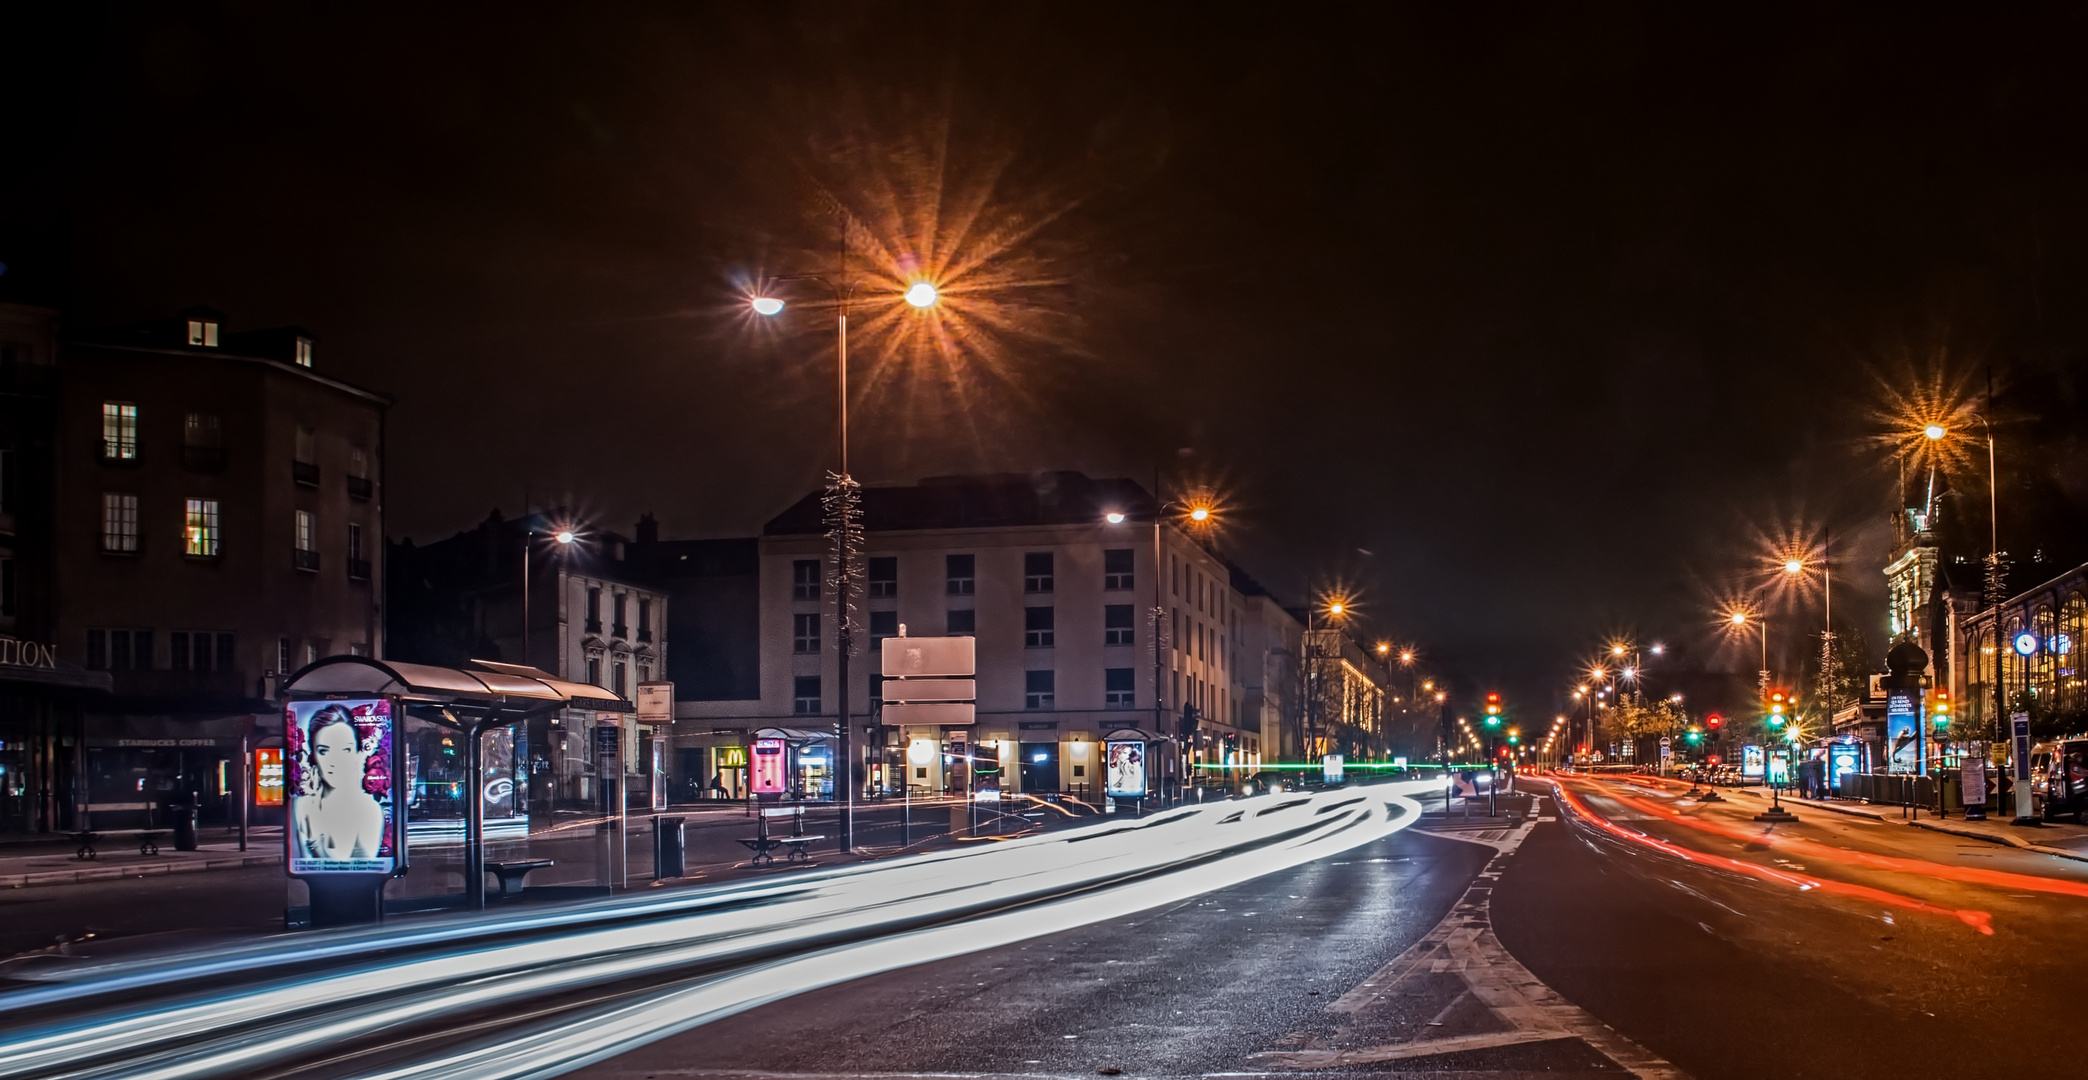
xmin=173 ymin=794 xmax=200 ymax=852
xmin=654 ymin=816 xmax=685 ymax=879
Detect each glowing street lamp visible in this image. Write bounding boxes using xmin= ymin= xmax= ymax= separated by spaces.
xmin=1104 ymin=511 xmax=1126 ymax=524
xmin=905 ymin=281 xmax=939 ymax=308
xmin=750 ymin=296 xmax=785 ymax=316
xmin=1923 ymin=423 xmax=1947 ymax=441
xmin=1188 ymin=506 xmax=1211 ymax=522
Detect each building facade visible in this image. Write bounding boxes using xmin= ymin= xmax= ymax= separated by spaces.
xmin=34 ymin=308 xmax=390 ymax=832
xmin=1962 ymin=560 xmax=2088 ymax=738
xmin=387 ymin=510 xmax=671 ymax=810
xmin=669 ymin=472 xmax=1300 ymax=800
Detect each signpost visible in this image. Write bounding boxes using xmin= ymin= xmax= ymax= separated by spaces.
xmin=594 ymin=722 xmax=624 ymax=888
xmin=2011 ymin=713 xmax=2035 ymax=824
xmin=881 ymin=631 xmax=978 ymax=838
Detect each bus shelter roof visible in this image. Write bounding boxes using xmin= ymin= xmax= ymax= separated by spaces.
xmin=281 ymin=656 xmax=632 ymax=715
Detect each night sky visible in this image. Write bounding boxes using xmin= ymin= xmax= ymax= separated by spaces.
xmin=8 ymin=4 xmax=2088 ymax=714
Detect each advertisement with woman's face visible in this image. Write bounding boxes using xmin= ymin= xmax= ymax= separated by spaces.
xmin=285 ymin=699 xmax=397 ymax=874
xmin=1105 ymin=740 xmax=1146 ymax=798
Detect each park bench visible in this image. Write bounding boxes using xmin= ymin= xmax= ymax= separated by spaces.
xmin=484 ymin=859 xmax=555 ymax=899
xmin=738 ymin=805 xmax=824 ymax=867
xmin=66 ymin=829 xmax=166 ymax=859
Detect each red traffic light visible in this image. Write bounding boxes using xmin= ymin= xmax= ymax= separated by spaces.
xmin=1486 ymin=692 xmax=1500 ymax=704
xmin=1706 ymin=714 xmax=1723 ymax=729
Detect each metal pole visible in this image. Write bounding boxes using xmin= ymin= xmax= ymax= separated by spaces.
xmin=238 ymin=733 xmax=249 ymax=852
xmin=835 ymin=307 xmax=855 ymax=853
xmin=521 ymin=530 xmax=530 ymax=670
xmin=466 ymin=721 xmax=485 ymax=910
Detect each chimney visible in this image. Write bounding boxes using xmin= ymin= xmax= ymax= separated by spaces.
xmin=636 ymin=513 xmax=659 ymax=544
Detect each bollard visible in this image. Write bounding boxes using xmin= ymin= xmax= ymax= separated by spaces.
xmin=654 ymin=816 xmax=685 ymax=879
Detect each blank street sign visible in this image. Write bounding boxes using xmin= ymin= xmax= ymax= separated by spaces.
xmin=882 ymin=678 xmax=974 ymax=703
xmin=882 ymin=702 xmax=975 ymax=726
xmin=881 ymin=636 xmax=976 ymax=678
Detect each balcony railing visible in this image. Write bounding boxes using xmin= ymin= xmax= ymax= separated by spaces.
xmin=611 ymin=623 xmax=628 ymax=639
xmin=585 ymin=618 xmax=602 ymax=634
xmin=293 ymin=549 xmax=320 ymax=572
xmin=637 ymin=626 xmax=653 ymax=643
xmin=181 ymin=445 xmax=226 ymax=471
xmin=347 ymin=557 xmax=371 ymax=581
xmin=347 ymin=474 xmax=373 ymax=500
xmin=293 ymin=461 xmax=319 ymax=487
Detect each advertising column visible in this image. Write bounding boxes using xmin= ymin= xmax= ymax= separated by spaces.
xmin=284 ymin=699 xmax=404 ymax=928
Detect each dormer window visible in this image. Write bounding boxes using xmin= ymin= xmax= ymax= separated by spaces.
xmin=294 ymin=338 xmax=313 ymax=367
xmin=186 ymin=320 xmax=219 ymax=347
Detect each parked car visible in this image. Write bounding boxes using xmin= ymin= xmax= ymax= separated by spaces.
xmin=2041 ymin=739 xmax=2088 ymax=823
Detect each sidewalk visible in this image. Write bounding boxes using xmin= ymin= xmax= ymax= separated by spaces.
xmin=0 ymin=828 xmax=284 ymax=889
xmin=1723 ymin=786 xmax=2088 ymax=864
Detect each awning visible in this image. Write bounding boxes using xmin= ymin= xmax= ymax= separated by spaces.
xmin=280 ymin=656 xmax=631 ymax=714
xmin=751 ymin=726 xmax=839 ymax=742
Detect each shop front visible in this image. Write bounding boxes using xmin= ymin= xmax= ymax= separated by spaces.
xmin=0 ymin=640 xmax=112 ymax=835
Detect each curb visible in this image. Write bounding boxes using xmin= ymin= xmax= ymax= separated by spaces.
xmin=1723 ymin=788 xmax=1897 ymax=822
xmin=2 ymin=852 xmax=283 ymax=890
xmin=1905 ymin=819 xmax=2088 ymax=864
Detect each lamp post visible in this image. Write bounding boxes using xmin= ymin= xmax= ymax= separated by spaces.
xmin=1107 ymin=493 xmax=1213 ymax=806
xmin=752 ymin=274 xmax=940 ymax=851
xmin=521 ymin=523 xmax=576 ymax=671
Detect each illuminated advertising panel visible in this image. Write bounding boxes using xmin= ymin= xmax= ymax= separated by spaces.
xmin=1322 ymin=754 xmax=1345 ymax=784
xmin=1885 ymin=689 xmax=1919 ymax=774
xmin=751 ymin=738 xmax=789 ymax=794
xmin=1741 ymin=744 xmax=1764 ymax=779
xmin=252 ymin=747 xmax=285 ymax=807
xmin=285 ymin=699 xmax=398 ymax=875
xmin=1827 ymin=743 xmax=1861 ymax=792
xmin=1105 ymin=739 xmax=1147 ymax=798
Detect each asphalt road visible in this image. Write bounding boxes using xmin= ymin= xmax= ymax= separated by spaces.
xmin=572 ymin=778 xmax=2088 ymax=1080
xmin=10 ymin=778 xmax=2087 ymax=1079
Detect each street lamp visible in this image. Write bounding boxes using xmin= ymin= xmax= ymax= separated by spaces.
xmin=522 ymin=522 xmax=578 ymax=672
xmin=751 ymin=270 xmax=941 ymax=851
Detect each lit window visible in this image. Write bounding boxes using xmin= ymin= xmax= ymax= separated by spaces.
xmin=102 ymin=493 xmax=139 ymax=552
xmin=101 ymin=402 xmax=138 ymax=460
xmin=186 ymin=320 xmax=219 ymax=347
xmin=293 ymin=509 xmax=314 ymax=551
xmin=186 ymin=499 xmax=221 ymax=556
xmin=294 ymin=337 xmax=313 ymax=366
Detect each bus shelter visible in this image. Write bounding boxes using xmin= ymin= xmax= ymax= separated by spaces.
xmin=280 ymin=656 xmax=629 ymax=926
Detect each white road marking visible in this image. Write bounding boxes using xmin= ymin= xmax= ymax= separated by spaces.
xmin=1249 ymin=820 xmax=1688 ymax=1079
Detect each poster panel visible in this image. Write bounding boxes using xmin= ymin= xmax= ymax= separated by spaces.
xmin=1105 ymin=739 xmax=1147 ymax=798
xmin=1827 ymin=743 xmax=1861 ymax=792
xmin=285 ymin=698 xmax=398 ymax=875
xmin=1322 ymin=754 xmax=1345 ymax=784
xmin=252 ymin=747 xmax=285 ymax=807
xmin=1885 ymin=690 xmax=1920 ymax=774
xmin=1741 ymin=744 xmax=1765 ymax=779
xmin=751 ymin=738 xmax=789 ymax=794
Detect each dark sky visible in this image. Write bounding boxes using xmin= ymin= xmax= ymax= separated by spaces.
xmin=8 ymin=3 xmax=2088 ymax=714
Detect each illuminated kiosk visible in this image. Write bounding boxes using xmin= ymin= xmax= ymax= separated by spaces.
xmin=279 ymin=656 xmax=630 ymax=928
